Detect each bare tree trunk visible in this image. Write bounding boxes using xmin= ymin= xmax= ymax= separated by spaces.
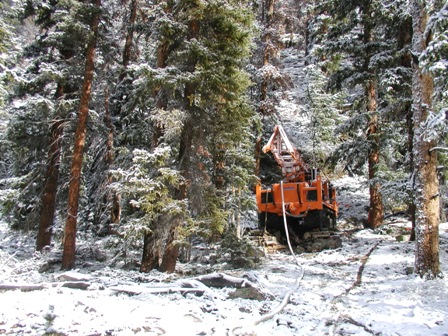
xmin=366 ymin=80 xmax=384 ymax=229
xmin=36 ymin=85 xmax=64 ymax=251
xmin=407 ymin=106 xmax=417 ymax=241
xmin=159 ymin=222 xmax=179 ymax=273
xmin=36 ymin=42 xmax=76 ymax=250
xmin=140 ymin=231 xmax=161 ymax=272
xmin=61 ymin=0 xmax=101 ymax=270
xmin=259 ymin=0 xmax=276 ymax=114
xmin=363 ymin=2 xmax=383 ymax=229
xmin=396 ymin=15 xmax=417 ymax=240
xmin=411 ymin=0 xmax=440 ymax=279
xmin=157 ymin=118 xmax=192 ymax=273
xmin=121 ymin=0 xmax=137 ymax=72
xmin=104 ymin=87 xmax=121 ymax=226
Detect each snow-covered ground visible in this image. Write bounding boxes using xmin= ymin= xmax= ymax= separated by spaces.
xmin=1 ymin=215 xmax=447 ymax=336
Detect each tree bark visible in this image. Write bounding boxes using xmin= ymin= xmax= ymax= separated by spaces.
xmin=363 ymin=3 xmax=383 ymax=229
xmin=407 ymin=105 xmax=416 ymax=241
xmin=36 ymin=85 xmax=65 ymax=251
xmin=121 ymin=0 xmax=137 ymax=73
xmin=411 ymin=0 xmax=440 ymax=279
xmin=366 ymin=80 xmax=384 ymax=229
xmin=398 ymin=16 xmax=417 ymax=240
xmin=104 ymin=87 xmax=121 ymax=226
xmin=36 ymin=42 xmax=76 ymax=251
xmin=101 ymin=0 xmax=137 ymax=230
xmin=61 ymin=0 xmax=101 ymax=270
xmin=259 ymin=0 xmax=276 ymax=114
xmin=140 ymin=231 xmax=161 ymax=272
xmin=159 ymin=222 xmax=180 ymax=273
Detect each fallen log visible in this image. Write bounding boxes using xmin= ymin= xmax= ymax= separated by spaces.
xmin=109 ymin=285 xmax=206 ymax=296
xmin=194 ymin=272 xmax=255 ymax=289
xmin=60 ymin=281 xmax=91 ymax=290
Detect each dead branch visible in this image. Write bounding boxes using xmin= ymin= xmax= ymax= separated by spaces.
xmin=109 ymin=285 xmax=206 ymax=296
xmin=352 ymin=241 xmax=381 ymax=289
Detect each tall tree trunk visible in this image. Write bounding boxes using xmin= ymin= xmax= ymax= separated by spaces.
xmin=411 ymin=0 xmax=440 ymax=279
xmin=61 ymin=0 xmax=101 ymax=270
xmin=256 ymin=0 xmax=276 ymax=183
xmin=259 ymin=0 xmax=276 ymax=113
xmin=363 ymin=2 xmax=384 ymax=229
xmin=397 ymin=15 xmax=417 ymax=240
xmin=104 ymin=87 xmax=121 ymax=226
xmin=407 ymin=107 xmax=416 ymax=241
xmin=121 ymin=0 xmax=137 ymax=73
xmin=158 ymin=117 xmax=192 ymax=273
xmin=94 ymin=0 xmax=137 ymax=232
xmin=366 ymin=80 xmax=384 ymax=229
xmin=36 ymin=85 xmax=65 ymax=251
xmin=158 ymin=15 xmax=199 ymax=273
xmin=140 ymin=0 xmax=173 ymax=272
xmin=36 ymin=45 xmax=76 ymax=251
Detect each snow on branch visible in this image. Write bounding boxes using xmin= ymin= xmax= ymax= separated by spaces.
xmin=423 ymin=108 xmax=447 ymax=142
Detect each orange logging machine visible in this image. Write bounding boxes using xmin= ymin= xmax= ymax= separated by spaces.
xmin=256 ymin=125 xmax=338 ymax=239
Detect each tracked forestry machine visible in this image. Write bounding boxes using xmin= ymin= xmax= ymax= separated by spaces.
xmin=256 ymin=125 xmax=338 ymax=244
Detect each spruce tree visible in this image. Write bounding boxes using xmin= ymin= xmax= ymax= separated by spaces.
xmin=114 ymin=0 xmax=256 ymax=272
xmin=312 ymin=0 xmax=405 ymax=228
xmin=4 ymin=0 xmax=94 ymax=235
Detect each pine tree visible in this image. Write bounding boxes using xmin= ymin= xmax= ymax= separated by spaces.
xmin=0 ymin=1 xmax=18 ymax=215
xmin=4 ymin=0 xmax=94 ymax=234
xmin=62 ymin=0 xmax=102 ymax=270
xmin=114 ymin=0 xmax=256 ymax=272
xmin=312 ymin=0 xmax=405 ymax=228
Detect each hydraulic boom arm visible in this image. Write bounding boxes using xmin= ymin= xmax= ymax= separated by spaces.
xmin=263 ymin=125 xmax=309 ymax=182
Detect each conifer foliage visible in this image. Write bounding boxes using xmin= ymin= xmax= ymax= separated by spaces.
xmin=110 ymin=0 xmax=256 ymax=272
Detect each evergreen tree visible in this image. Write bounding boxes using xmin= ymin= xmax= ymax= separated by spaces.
xmin=4 ymin=0 xmax=94 ymax=234
xmin=0 ymin=1 xmax=19 ymax=216
xmin=114 ymin=0 xmax=256 ymax=272
xmin=312 ymin=0 xmax=413 ymax=228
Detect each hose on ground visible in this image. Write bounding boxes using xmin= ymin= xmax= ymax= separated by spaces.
xmin=231 ymin=181 xmax=304 ymax=334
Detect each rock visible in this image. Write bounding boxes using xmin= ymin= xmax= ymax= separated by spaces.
xmin=246 ymin=245 xmax=265 ymax=260
xmin=232 ymin=256 xmax=255 ymax=269
xmin=296 ymin=245 xmax=306 ymax=254
xmin=58 ymin=271 xmax=92 ymax=282
xmin=406 ymin=266 xmax=414 ymax=275
xmin=228 ymin=287 xmax=266 ymax=301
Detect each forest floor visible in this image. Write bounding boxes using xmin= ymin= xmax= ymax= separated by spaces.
xmin=1 ymin=196 xmax=448 ymax=336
